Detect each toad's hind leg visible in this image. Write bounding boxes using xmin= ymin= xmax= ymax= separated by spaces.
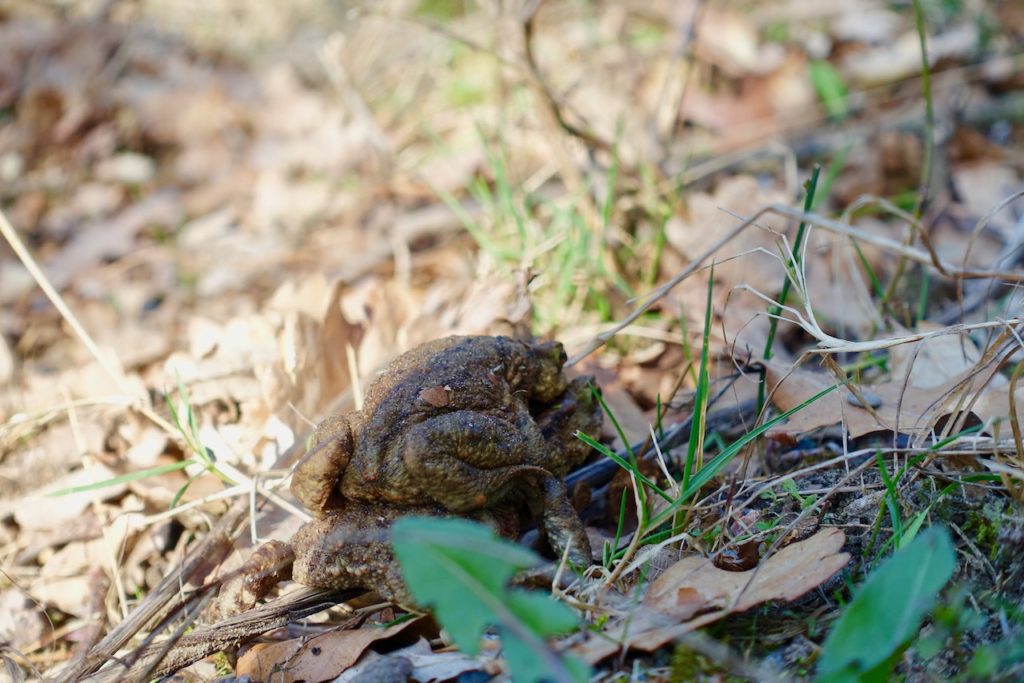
xmin=537 ymin=476 xmax=593 ymax=567
xmin=290 ymin=414 xmax=354 ymax=516
xmin=402 ymin=411 xmax=592 ymax=566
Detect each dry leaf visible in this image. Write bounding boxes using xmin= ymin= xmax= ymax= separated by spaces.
xmin=334 ymin=638 xmax=490 ymax=683
xmin=574 ymin=529 xmax=848 ymax=663
xmin=643 ymin=527 xmax=849 ymax=620
xmin=949 ymin=161 xmax=1023 ymax=243
xmin=13 ymin=464 xmax=123 ymax=532
xmin=236 ymin=617 xmax=423 ymax=682
xmin=765 ymin=360 xmax=969 ymax=438
xmin=0 ymin=589 xmax=47 ymax=650
xmin=844 ymin=24 xmax=979 ymax=85
xmin=696 ymin=9 xmax=768 ymax=75
xmin=888 ymin=324 xmax=982 ymax=389
xmin=29 ymin=575 xmax=94 ymax=619
xmin=0 ymin=334 xmax=12 ymax=386
xmin=830 ymin=7 xmax=902 ymax=44
xmin=44 ymin=191 xmax=182 ymax=289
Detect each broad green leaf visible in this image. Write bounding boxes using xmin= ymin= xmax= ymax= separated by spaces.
xmin=393 ymin=517 xmax=537 ymax=650
xmin=501 ymin=620 xmax=588 ymax=683
xmin=817 ymin=525 xmax=956 ymax=681
xmin=392 ymin=516 xmax=587 ymax=683
xmin=505 ymin=591 xmax=579 ymax=635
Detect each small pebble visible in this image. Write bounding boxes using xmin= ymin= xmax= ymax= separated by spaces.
xmin=846 ymin=391 xmax=882 ymax=409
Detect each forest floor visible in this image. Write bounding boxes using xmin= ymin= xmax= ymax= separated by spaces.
xmin=2 ymin=1 xmax=1024 ymax=681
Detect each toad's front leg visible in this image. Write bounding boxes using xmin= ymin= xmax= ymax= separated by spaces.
xmin=290 ymin=414 xmax=354 ymax=515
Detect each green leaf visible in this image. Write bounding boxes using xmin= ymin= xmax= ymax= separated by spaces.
xmin=392 ymin=516 xmax=588 ymax=683
xmin=809 ymin=60 xmax=848 ymax=118
xmin=503 ymin=592 xmax=587 ymax=683
xmin=817 ymin=525 xmax=956 ymax=681
xmin=506 ymin=591 xmax=579 ymax=636
xmin=501 ymin=620 xmax=589 ymax=683
xmin=393 ymin=517 xmax=539 ymax=650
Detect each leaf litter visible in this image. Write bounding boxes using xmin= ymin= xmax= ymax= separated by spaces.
xmin=0 ymin=0 xmax=1023 ymax=680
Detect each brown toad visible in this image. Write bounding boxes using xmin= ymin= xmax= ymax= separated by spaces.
xmin=290 ymin=335 xmax=601 ymax=565
xmin=215 ymin=499 xmax=534 ymax=617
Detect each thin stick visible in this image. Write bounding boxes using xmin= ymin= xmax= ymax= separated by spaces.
xmin=0 ymin=208 xmax=137 ymax=399
xmin=568 ymin=201 xmax=1024 ymax=366
xmin=0 ymin=207 xmax=197 ymax=442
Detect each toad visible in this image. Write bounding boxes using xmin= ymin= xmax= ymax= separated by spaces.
xmin=216 ymin=499 xmax=522 ymax=615
xmin=290 ymin=335 xmax=602 ymax=565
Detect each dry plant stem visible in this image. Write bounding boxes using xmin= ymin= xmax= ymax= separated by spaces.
xmin=931 ymin=330 xmax=1018 ymax=445
xmin=132 ymin=591 xmax=214 ymax=683
xmin=949 ymin=521 xmax=999 ymax=586
xmin=0 ymin=207 xmax=229 ymax=456
xmin=614 ymin=529 xmax=693 ymax=585
xmin=1004 ymin=360 xmax=1024 ymax=503
xmin=519 ymin=11 xmax=603 ymax=237
xmin=61 ymin=388 xmax=130 ymax=622
xmin=65 ymin=570 xmax=110 ymax=673
xmin=81 ymin=588 xmax=354 ymax=682
xmin=668 ymin=55 xmax=1018 ymax=178
xmin=956 ymin=191 xmax=1024 ymax=313
xmin=55 ymin=497 xmax=251 ymax=682
xmin=521 ymin=6 xmax=612 ymax=155
xmin=0 ymin=208 xmax=134 ymax=400
xmin=883 ymin=0 xmax=936 ymax=306
xmin=662 ymin=0 xmax=707 ymax=152
xmin=567 ymin=215 xmax=748 ymax=366
xmin=569 ymin=201 xmax=1024 ymax=365
xmin=67 ymin=431 xmax=318 ymax=680
xmin=601 ymin=470 xmax=646 ymax=590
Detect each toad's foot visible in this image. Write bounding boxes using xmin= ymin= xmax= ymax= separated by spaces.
xmin=212 ymin=540 xmax=294 ymax=620
xmin=291 ymin=508 xmax=412 ymax=605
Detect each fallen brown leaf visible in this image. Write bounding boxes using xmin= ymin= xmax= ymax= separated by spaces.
xmin=335 ymin=637 xmax=491 ymax=683
xmin=765 ymin=360 xmax=968 ymax=438
xmin=574 ymin=528 xmax=848 ymax=663
xmin=236 ymin=617 xmax=424 ymax=683
xmin=888 ymin=323 xmax=982 ymax=390
xmin=643 ymin=527 xmax=848 ymax=620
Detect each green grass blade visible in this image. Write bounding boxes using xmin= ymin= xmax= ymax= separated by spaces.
xmin=575 ymin=432 xmax=670 ymax=501
xmin=759 ymin=166 xmax=821 ymax=413
xmin=646 ymin=383 xmax=839 ymax=532
xmin=682 ymin=262 xmax=715 ymax=493
xmin=47 ymin=460 xmax=195 ymax=497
